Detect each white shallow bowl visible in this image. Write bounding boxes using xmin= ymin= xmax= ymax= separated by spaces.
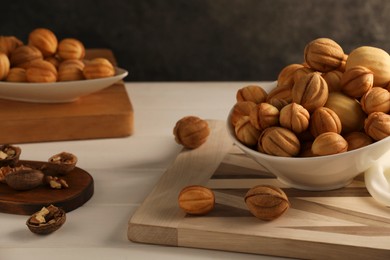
xmin=0 ymin=67 xmax=128 ymax=103
xmin=226 ymin=82 xmax=390 ymax=191
xmin=227 ymin=117 xmax=390 ymax=191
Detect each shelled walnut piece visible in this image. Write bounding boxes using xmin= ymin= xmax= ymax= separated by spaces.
xmin=0 ymin=27 xmax=116 ymax=83
xmin=230 ymin=37 xmax=390 ymax=157
xmin=45 ymin=175 xmax=69 ymax=189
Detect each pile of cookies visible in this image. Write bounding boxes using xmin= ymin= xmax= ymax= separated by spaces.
xmin=230 ymin=38 xmax=390 ymax=157
xmin=0 ymin=28 xmax=115 ymax=83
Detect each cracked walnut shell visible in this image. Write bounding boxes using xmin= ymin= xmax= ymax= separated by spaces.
xmin=27 ymin=205 xmax=66 ymax=235
xmin=173 ymin=116 xmax=210 ymax=149
xmin=245 ymin=185 xmax=290 ymax=221
xmin=45 ymin=152 xmax=78 ymax=175
xmin=0 ymin=144 xmax=21 ymax=167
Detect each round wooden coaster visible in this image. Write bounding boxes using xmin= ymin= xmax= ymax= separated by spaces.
xmin=0 ymin=160 xmax=94 ymax=215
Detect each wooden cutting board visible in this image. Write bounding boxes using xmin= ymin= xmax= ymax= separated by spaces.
xmin=0 ymin=49 xmax=133 ymax=143
xmin=0 ymin=160 xmax=93 ymax=215
xmin=128 ymin=120 xmax=390 ymax=260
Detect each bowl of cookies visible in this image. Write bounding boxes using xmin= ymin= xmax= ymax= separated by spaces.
xmin=227 ymin=38 xmax=390 ymax=191
xmin=0 ymin=28 xmax=128 ymax=103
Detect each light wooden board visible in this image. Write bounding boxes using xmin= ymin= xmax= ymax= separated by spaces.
xmin=0 ymin=49 xmax=133 ymax=143
xmin=128 ymin=120 xmax=390 ymax=259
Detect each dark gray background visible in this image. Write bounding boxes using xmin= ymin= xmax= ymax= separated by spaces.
xmin=1 ymin=0 xmax=390 ymax=81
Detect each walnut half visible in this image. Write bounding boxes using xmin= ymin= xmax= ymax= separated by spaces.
xmin=26 ymin=205 xmax=66 ymax=235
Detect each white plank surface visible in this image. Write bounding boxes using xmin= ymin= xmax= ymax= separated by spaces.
xmin=0 ymin=82 xmax=285 ymax=260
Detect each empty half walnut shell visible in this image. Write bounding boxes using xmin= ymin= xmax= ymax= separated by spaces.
xmin=44 ymin=152 xmax=77 ymax=175
xmin=26 ymin=205 xmax=66 ymax=235
xmin=5 ymin=168 xmax=44 ymax=191
xmin=0 ymin=144 xmax=21 ymax=167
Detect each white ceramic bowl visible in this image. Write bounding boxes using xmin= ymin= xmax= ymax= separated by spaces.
xmin=364 ymin=150 xmax=390 ymax=206
xmin=227 ymin=83 xmax=390 ymax=191
xmin=0 ymin=67 xmax=128 ymax=103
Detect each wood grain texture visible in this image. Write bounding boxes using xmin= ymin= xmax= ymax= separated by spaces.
xmin=0 ymin=49 xmax=133 ymax=143
xmin=128 ymin=120 xmax=234 ymax=245
xmin=128 ymin=120 xmax=390 ymax=259
xmin=0 ymin=160 xmax=93 ymax=215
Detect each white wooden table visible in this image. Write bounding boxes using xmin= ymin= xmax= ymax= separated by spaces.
xmin=0 ymin=81 xmax=284 ymax=260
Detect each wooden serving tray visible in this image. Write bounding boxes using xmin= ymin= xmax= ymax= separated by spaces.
xmin=0 ymin=49 xmax=133 ymax=143
xmin=0 ymin=160 xmax=93 ymax=215
xmin=128 ymin=120 xmax=390 ymax=260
